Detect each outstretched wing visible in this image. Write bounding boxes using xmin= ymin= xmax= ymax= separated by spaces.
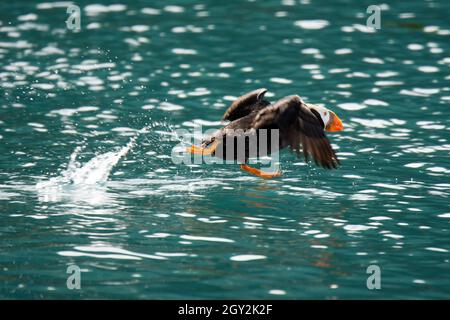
xmin=222 ymin=88 xmax=270 ymax=121
xmin=253 ymin=95 xmax=340 ymax=169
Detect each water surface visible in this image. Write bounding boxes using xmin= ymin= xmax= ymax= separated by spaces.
xmin=1 ymin=0 xmax=449 ymax=299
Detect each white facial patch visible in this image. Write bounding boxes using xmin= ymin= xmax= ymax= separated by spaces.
xmin=308 ymin=104 xmax=331 ymax=127
xmin=321 ymin=111 xmax=331 ymax=127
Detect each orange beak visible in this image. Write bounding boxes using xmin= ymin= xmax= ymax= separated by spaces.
xmin=326 ymin=113 xmax=344 ymax=132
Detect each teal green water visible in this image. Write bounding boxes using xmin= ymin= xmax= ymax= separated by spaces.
xmin=1 ymin=0 xmax=449 ymax=299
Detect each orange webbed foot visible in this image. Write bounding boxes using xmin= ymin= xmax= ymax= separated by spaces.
xmin=186 ymin=145 xmax=204 ymax=155
xmin=240 ymin=164 xmax=282 ymax=179
xmin=186 ymin=140 xmax=219 ymax=156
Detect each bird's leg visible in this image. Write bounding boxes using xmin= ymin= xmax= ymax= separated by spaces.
xmin=240 ymin=164 xmax=282 ymax=179
xmin=186 ymin=140 xmax=219 ymax=155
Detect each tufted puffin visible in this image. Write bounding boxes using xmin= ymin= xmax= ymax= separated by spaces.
xmin=187 ymin=88 xmax=344 ymax=178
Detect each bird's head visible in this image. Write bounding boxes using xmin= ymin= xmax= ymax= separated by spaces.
xmin=307 ymin=103 xmax=344 ymax=132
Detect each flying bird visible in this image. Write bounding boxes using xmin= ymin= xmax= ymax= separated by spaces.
xmin=187 ymin=88 xmax=343 ymax=178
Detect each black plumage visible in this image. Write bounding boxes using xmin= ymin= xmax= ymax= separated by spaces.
xmin=200 ymin=88 xmax=340 ymax=170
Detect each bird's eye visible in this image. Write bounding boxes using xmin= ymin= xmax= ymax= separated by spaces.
xmin=323 ymin=112 xmax=327 ymax=116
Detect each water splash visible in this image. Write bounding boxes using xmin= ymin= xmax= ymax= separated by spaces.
xmin=36 ymin=126 xmax=150 ymax=192
xmin=66 ymin=137 xmax=136 ymax=185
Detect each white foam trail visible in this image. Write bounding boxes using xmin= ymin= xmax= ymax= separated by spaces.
xmin=69 ymin=137 xmax=135 ymax=185
xmin=37 ymin=126 xmax=150 ymax=189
